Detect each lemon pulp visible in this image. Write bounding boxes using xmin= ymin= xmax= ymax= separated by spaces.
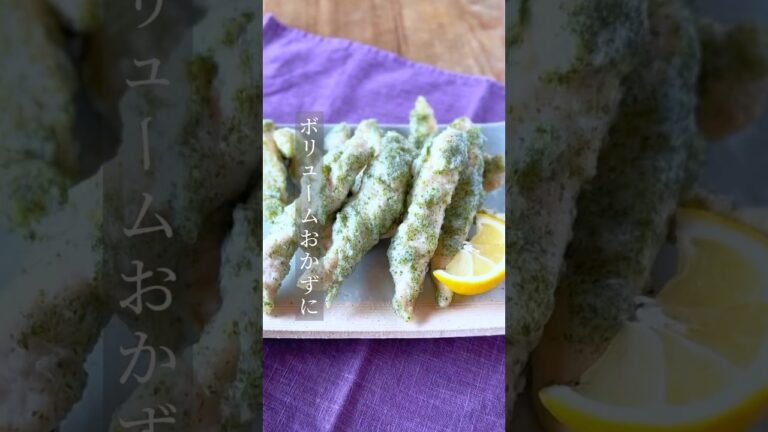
xmin=540 ymin=208 xmax=768 ymax=432
xmin=432 ymin=212 xmax=505 ymax=295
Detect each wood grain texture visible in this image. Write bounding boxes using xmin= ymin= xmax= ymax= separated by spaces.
xmin=263 ymin=0 xmax=505 ymax=83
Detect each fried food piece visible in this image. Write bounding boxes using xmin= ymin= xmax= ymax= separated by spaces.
xmin=482 ymin=153 xmax=504 ymax=192
xmin=263 ymin=120 xmax=289 ymax=222
xmin=262 ymin=201 xmax=299 ymax=316
xmin=1 ymin=2 xmax=258 ymax=429
xmin=388 ymin=127 xmax=468 ymax=321
xmin=504 ymin=0 xmax=648 ymax=421
xmin=110 ymin=191 xmax=261 ymax=432
xmin=103 ymin=0 xmax=260 ymax=348
xmin=431 ymin=118 xmax=486 ymax=307
xmin=409 ymin=97 xmax=439 ymax=178
xmin=530 ymin=1 xmax=702 ymax=429
xmin=273 ymin=127 xmax=295 ymax=159
xmin=273 ymin=127 xmax=301 ymax=183
xmin=324 ymin=123 xmax=351 ymax=153
xmin=263 ymin=122 xmax=379 ymax=314
xmin=0 ymin=0 xmax=78 ymax=232
xmin=300 ymin=132 xmax=417 ymax=307
xmin=409 ymin=96 xmax=438 ymax=150
xmin=377 ymin=150 xmax=502 ymax=241
xmin=407 ymin=97 xmax=503 ymax=192
xmin=0 ymin=173 xmax=107 ymax=432
xmin=111 ymin=2 xmax=260 ymax=243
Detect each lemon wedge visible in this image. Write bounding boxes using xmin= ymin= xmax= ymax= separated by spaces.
xmin=432 ymin=212 xmax=505 ymax=295
xmin=540 ymin=208 xmax=768 ymax=432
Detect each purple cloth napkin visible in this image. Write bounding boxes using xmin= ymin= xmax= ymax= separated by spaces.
xmin=263 ymin=14 xmax=506 ymax=432
xmin=263 ymin=14 xmax=505 ymax=124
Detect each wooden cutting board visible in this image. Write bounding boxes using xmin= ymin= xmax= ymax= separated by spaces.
xmin=263 ymin=0 xmax=505 ymax=83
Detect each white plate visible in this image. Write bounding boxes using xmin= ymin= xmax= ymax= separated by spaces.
xmin=263 ymin=122 xmax=506 ymax=338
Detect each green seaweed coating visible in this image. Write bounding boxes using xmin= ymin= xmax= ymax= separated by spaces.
xmin=542 ymin=0 xmax=701 ymax=355
xmin=409 ymin=96 xmax=438 ymax=151
xmin=299 ymin=132 xmax=417 ymax=306
xmin=432 ymin=117 xmax=487 ymax=307
xmin=263 ymin=124 xmax=288 ymax=223
xmin=530 ymin=1 xmax=702 ymax=429
xmin=262 ymin=121 xmax=379 ymax=313
xmin=504 ymin=0 xmax=649 ymax=426
xmin=388 ymin=127 xmax=468 ymax=321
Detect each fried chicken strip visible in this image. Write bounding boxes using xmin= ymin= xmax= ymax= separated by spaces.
xmin=263 ymin=121 xmax=379 ymax=314
xmin=299 ymin=132 xmax=417 ymax=307
xmin=409 ymin=96 xmax=438 ymax=151
xmin=388 ymin=127 xmax=468 ymax=321
xmin=263 ymin=120 xmax=289 ymax=222
xmin=102 ymin=0 xmax=261 ymax=349
xmin=504 ymin=0 xmax=648 ymax=420
xmin=1 ymin=2 xmax=259 ymax=429
xmin=324 ymin=123 xmax=351 ymax=153
xmin=0 ymin=173 xmax=107 ymax=432
xmin=0 ymin=0 xmax=79 ymax=233
xmin=530 ymin=1 xmax=702 ymax=429
xmin=109 ymin=191 xmax=261 ymax=432
xmin=407 ymin=97 xmax=502 ymax=193
xmin=431 ymin=118 xmax=486 ymax=307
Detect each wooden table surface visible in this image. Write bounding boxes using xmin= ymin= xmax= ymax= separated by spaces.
xmin=263 ymin=0 xmax=505 ymax=83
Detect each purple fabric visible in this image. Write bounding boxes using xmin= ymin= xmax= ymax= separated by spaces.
xmin=263 ymin=14 xmax=506 ymax=432
xmin=263 ymin=14 xmax=505 ymax=124
xmin=264 ymin=338 xmax=505 ymax=432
